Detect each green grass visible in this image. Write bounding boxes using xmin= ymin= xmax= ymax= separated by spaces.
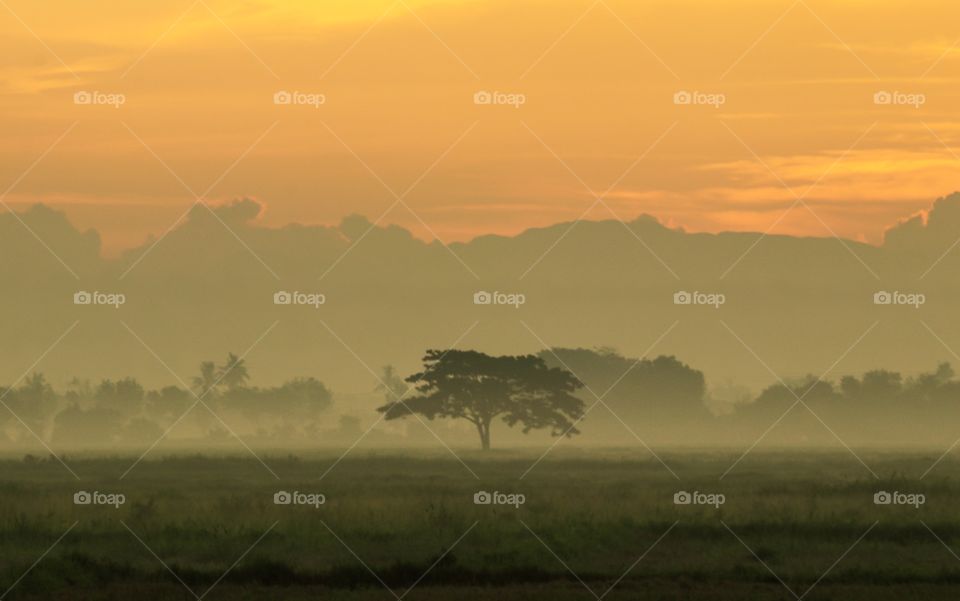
xmin=1 ymin=449 xmax=960 ymax=599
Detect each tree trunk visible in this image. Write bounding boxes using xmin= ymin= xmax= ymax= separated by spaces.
xmin=471 ymin=417 xmax=492 ymax=451
xmin=476 ymin=420 xmax=491 ymax=450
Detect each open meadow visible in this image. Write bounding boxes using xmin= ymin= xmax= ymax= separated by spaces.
xmin=1 ymin=449 xmax=959 ymax=600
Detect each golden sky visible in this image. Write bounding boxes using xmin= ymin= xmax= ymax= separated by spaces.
xmin=2 ymin=0 xmax=960 ymax=254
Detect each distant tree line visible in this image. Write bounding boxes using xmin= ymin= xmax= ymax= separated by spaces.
xmin=379 ymin=347 xmax=960 ymax=449
xmin=0 ymin=353 xmax=332 ymax=448
xmin=728 ymin=362 xmax=960 ymax=444
xmin=2 ymin=346 xmax=958 ymax=450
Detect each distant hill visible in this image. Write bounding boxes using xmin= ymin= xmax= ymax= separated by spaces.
xmin=2 ymin=193 xmax=959 ymax=396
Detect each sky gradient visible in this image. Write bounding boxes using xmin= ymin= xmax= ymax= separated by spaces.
xmin=2 ymin=0 xmax=960 ymax=254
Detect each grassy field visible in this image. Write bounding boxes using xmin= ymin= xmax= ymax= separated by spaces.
xmin=1 ymin=448 xmax=959 ymax=599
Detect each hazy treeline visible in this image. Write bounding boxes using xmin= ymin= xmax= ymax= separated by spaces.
xmin=0 ymin=353 xmax=334 ymax=449
xmin=542 ymin=348 xmax=960 ymax=446
xmin=1 ymin=347 xmax=958 ymax=450
xmin=730 ymin=362 xmax=960 ymax=445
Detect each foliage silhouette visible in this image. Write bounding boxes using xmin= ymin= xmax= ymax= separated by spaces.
xmin=378 ymin=350 xmax=585 ymax=450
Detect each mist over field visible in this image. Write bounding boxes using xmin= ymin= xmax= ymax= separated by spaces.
xmin=6 ymin=0 xmax=960 ymax=597
xmin=2 ymin=194 xmax=960 ymax=453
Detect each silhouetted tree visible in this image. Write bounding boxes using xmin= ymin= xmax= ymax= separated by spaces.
xmin=378 ymin=350 xmax=585 ymax=450
xmin=218 ymin=353 xmax=249 ymax=391
xmin=905 ymin=363 xmax=954 ymax=403
xmin=63 ymin=377 xmax=93 ymax=406
xmin=7 ymin=373 xmax=58 ymax=438
xmin=860 ymin=369 xmax=902 ymax=403
xmin=192 ymin=361 xmax=219 ymax=398
xmin=839 ymin=375 xmax=861 ymax=400
xmin=94 ymin=377 xmax=145 ymax=417
xmin=538 ymin=348 xmax=708 ymax=440
xmin=145 ymin=385 xmax=193 ymax=425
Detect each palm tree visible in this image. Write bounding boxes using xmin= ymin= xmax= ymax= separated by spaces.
xmin=192 ymin=361 xmax=220 ymax=398
xmin=218 ymin=353 xmax=249 ymax=392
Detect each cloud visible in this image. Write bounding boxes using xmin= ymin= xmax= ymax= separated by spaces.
xmin=884 ymin=191 xmax=960 ymax=247
xmin=199 ymin=197 xmax=264 ymax=225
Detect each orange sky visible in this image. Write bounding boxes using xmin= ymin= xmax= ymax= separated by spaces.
xmin=2 ymin=0 xmax=960 ymax=254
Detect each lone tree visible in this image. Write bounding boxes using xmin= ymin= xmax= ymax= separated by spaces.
xmin=377 ymin=350 xmax=585 ymax=450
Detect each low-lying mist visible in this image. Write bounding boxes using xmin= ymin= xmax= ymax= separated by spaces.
xmin=2 ymin=347 xmax=957 ymax=453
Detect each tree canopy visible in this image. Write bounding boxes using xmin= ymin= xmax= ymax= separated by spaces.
xmin=378 ymin=349 xmax=585 ymax=450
